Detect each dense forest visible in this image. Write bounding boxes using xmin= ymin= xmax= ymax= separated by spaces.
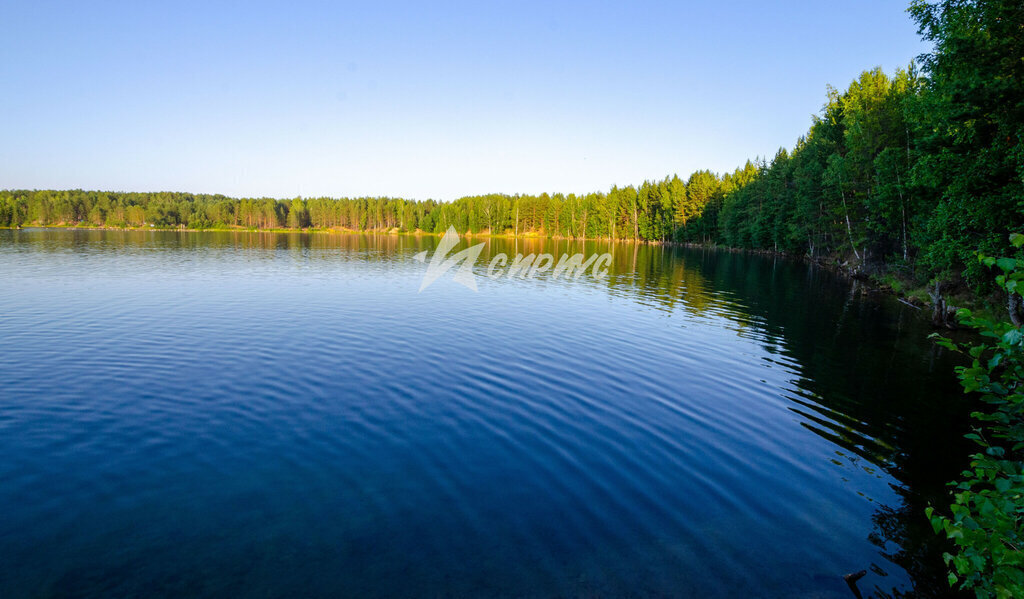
xmin=2 ymin=0 xmax=1020 ymax=295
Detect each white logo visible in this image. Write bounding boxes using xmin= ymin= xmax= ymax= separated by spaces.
xmin=414 ymin=226 xmax=613 ymax=292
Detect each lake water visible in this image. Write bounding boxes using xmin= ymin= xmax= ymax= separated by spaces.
xmin=0 ymin=229 xmax=968 ymax=598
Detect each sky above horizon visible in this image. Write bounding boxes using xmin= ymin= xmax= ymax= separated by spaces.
xmin=1 ymin=1 xmax=930 ymax=201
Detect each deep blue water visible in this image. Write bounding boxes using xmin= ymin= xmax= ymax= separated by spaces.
xmin=0 ymin=229 xmax=967 ymax=598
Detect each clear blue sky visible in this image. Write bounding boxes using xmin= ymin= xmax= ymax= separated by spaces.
xmin=1 ymin=1 xmax=929 ymax=201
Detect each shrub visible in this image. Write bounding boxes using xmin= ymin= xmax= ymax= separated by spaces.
xmin=928 ymin=233 xmax=1024 ymax=597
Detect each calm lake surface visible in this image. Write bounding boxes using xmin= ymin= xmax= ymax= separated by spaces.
xmin=0 ymin=229 xmax=968 ymax=598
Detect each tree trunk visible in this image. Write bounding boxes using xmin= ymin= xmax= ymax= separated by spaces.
xmin=632 ymin=203 xmax=638 ymax=240
xmin=929 ymin=281 xmax=956 ymax=329
xmin=1009 ymin=293 xmax=1024 ymax=328
xmin=896 ymin=169 xmax=908 ymax=261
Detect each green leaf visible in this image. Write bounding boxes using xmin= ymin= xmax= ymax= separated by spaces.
xmin=996 ymin=258 xmax=1017 ymax=273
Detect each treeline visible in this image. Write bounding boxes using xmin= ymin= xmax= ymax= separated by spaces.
xmin=0 ymin=174 xmax=727 ymax=243
xmin=2 ymin=1 xmax=1020 ymax=290
xmin=0 ymin=190 xmax=440 ymax=233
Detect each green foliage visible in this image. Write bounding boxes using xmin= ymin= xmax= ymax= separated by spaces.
xmin=929 ymin=233 xmax=1024 ymax=597
xmin=908 ymin=0 xmax=1024 ymax=288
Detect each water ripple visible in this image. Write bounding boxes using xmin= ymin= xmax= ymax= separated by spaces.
xmin=0 ymin=229 xmax=965 ymax=598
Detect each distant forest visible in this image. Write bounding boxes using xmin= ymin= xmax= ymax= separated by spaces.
xmin=2 ymin=1 xmax=1020 ymax=290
